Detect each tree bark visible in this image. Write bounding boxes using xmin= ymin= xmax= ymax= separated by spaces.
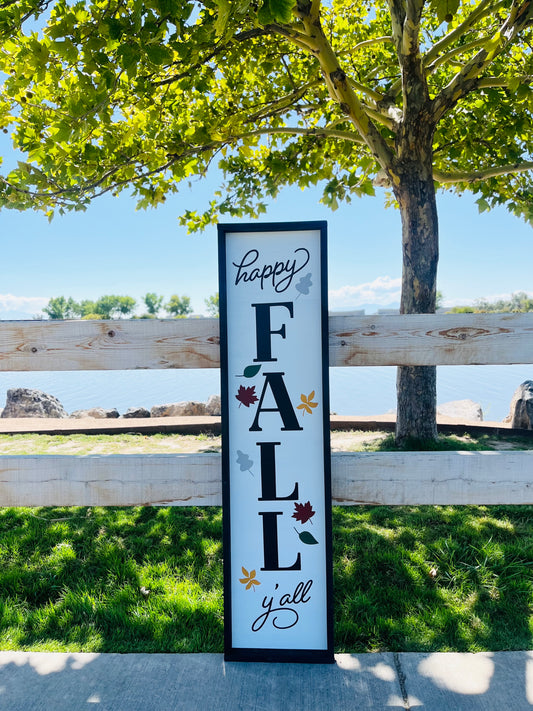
xmin=393 ymin=121 xmax=439 ymax=445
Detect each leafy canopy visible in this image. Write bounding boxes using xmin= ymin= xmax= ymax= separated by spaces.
xmin=0 ymin=0 xmax=532 ymax=225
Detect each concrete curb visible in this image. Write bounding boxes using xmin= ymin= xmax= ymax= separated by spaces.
xmin=0 ymin=414 xmax=531 ymax=438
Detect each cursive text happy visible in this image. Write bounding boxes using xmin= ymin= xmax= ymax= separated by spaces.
xmin=233 ymin=248 xmax=310 ymax=293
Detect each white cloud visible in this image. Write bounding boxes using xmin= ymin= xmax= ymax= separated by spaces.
xmin=0 ymin=294 xmax=49 ymax=315
xmin=328 ymin=276 xmax=401 ymax=310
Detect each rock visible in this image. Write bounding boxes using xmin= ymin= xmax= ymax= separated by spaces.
xmin=437 ymin=399 xmax=483 ymax=422
xmin=150 ymin=401 xmax=207 ymax=417
xmin=1 ymin=388 xmax=68 ymax=418
xmin=121 ymin=407 xmax=151 ymax=419
xmin=70 ymin=407 xmax=120 ymax=419
xmin=205 ymin=394 xmax=221 ymax=416
xmin=505 ymin=380 xmax=533 ymax=429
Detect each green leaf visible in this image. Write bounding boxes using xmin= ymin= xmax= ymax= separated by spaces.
xmin=430 ymin=0 xmax=460 ymax=25
xmin=145 ymin=44 xmax=172 ymax=66
xmin=106 ymin=18 xmax=124 ymax=41
xmin=258 ymin=0 xmax=295 ymax=24
xmin=214 ymin=0 xmax=231 ymax=38
xmin=295 ymin=529 xmax=319 ymax=545
xmin=476 ymin=197 xmax=490 ymax=213
xmin=117 ymin=43 xmax=141 ymax=75
xmin=243 ymin=364 xmax=261 ymax=378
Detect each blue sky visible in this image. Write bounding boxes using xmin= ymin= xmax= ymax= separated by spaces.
xmin=1 ymin=153 xmax=532 ymax=318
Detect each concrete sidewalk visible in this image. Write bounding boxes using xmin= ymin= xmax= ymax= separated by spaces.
xmin=0 ymin=651 xmax=531 ymax=710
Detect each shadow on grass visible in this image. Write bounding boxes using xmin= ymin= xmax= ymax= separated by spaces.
xmin=0 ymin=506 xmax=224 ymax=653
xmin=333 ymin=505 xmax=533 ymax=653
xmin=0 ymin=505 xmax=531 ymax=654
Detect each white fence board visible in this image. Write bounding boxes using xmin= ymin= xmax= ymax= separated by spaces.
xmin=0 ymin=318 xmax=220 ymax=371
xmin=329 ymin=312 xmax=533 ymax=366
xmin=1 ymin=451 xmax=532 ymax=507
xmin=1 ymin=312 xmax=532 ymax=371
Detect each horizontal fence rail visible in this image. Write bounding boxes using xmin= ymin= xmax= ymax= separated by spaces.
xmin=1 ymin=312 xmax=533 ymax=371
xmin=1 ymin=452 xmax=532 ymax=507
xmin=0 ymin=313 xmax=532 ymax=510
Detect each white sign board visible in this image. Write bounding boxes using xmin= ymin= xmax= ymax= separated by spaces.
xmin=218 ymin=222 xmax=333 ymax=663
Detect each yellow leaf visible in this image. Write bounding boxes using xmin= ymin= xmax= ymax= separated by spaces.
xmin=239 ymin=565 xmax=261 ymax=591
xmin=298 ymin=391 xmax=318 ymax=415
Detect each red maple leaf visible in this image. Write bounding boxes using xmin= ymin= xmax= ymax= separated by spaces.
xmin=236 ymin=385 xmax=258 ymax=408
xmin=292 ymin=501 xmax=315 ymax=525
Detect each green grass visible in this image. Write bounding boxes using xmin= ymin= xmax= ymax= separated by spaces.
xmin=0 ymin=506 xmax=224 ymax=653
xmin=333 ymin=505 xmax=533 ymax=653
xmin=0 ymin=431 xmax=531 ymax=653
xmin=0 ymin=504 xmax=531 ymax=654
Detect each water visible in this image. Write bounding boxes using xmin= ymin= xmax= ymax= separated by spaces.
xmin=0 ymin=365 xmax=531 ymax=421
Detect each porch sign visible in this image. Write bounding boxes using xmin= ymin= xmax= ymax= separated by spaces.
xmin=218 ymin=221 xmax=334 ymax=663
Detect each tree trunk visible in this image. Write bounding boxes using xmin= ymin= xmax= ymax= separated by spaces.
xmin=393 ymin=125 xmax=439 ymax=446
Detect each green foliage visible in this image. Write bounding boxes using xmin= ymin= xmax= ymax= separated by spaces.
xmin=93 ymin=294 xmax=127 ymax=319
xmin=165 ymin=294 xmax=192 ymax=317
xmin=116 ymin=295 xmax=137 ymax=317
xmin=448 ymin=292 xmax=533 ymax=314
xmin=41 ymin=292 xmax=196 ymax=319
xmin=448 ymin=306 xmax=475 ymax=313
xmin=429 ymin=0 xmax=461 ymax=25
xmin=142 ymin=292 xmax=164 ymax=316
xmin=475 ymin=291 xmax=533 ymax=313
xmin=42 ymin=296 xmax=79 ymax=320
xmin=0 ymin=1 xmax=531 ymax=225
xmin=0 ymin=1 xmax=48 ymax=40
xmin=77 ymin=300 xmax=98 ymax=318
xmin=204 ymin=292 xmax=219 ymax=318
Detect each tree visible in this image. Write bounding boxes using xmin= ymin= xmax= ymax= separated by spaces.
xmin=94 ymin=294 xmax=120 ymax=319
xmin=165 ymin=294 xmax=193 ymax=317
xmin=474 ymin=291 xmax=533 ymax=312
xmin=205 ymin=293 xmax=219 ymax=318
xmin=1 ymin=2 xmax=533 ymax=443
xmin=42 ymin=296 xmax=79 ymax=320
xmin=77 ymin=299 xmax=98 ymax=318
xmin=116 ymin=295 xmax=137 ymax=317
xmin=142 ymin=292 xmax=164 ymax=317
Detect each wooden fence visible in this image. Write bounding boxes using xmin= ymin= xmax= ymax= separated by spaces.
xmin=1 ymin=312 xmax=532 ymax=508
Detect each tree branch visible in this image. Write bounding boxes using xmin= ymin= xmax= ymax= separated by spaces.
xmin=243 ymin=80 xmax=320 ymax=124
xmin=386 ymin=0 xmax=429 ymax=119
xmin=476 ymin=74 xmax=532 ymax=88
xmin=432 ymin=0 xmax=533 ymax=123
xmin=426 ymin=37 xmax=492 ymax=73
xmin=338 ymin=35 xmax=393 ymax=57
xmin=382 ymin=0 xmax=504 ymax=104
xmin=434 ymin=160 xmax=533 ymax=184
xmin=291 ymin=1 xmax=395 ymax=173
xmin=424 ymin=0 xmax=504 ymax=67
xmin=348 ymin=78 xmax=385 ymax=104
xmin=404 ymin=0 xmax=425 ymax=56
xmin=240 ymin=125 xmax=365 ymax=144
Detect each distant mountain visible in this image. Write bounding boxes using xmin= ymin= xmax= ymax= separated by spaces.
xmin=330 ymin=301 xmax=400 ymax=315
